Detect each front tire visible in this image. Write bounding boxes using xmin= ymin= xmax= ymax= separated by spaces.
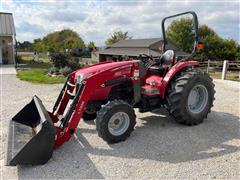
xmin=167 ymin=69 xmax=215 ymax=125
xmin=96 ymin=100 xmax=136 ymax=144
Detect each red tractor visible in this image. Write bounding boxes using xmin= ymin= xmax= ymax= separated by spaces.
xmin=6 ymin=11 xmax=215 ymax=165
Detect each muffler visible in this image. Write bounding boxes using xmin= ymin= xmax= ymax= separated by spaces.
xmin=5 ymin=96 xmax=56 ymax=166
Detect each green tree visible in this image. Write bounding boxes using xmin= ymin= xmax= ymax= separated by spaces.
xmin=17 ymin=41 xmax=33 ymax=51
xmin=199 ymin=25 xmax=218 ymax=37
xmin=198 ymin=26 xmax=238 ymax=61
xmin=166 ymin=18 xmax=239 ymax=61
xmin=33 ymin=38 xmax=46 ymax=52
xmin=33 ymin=29 xmax=85 ymax=52
xmin=236 ymin=45 xmax=240 ymax=60
xmin=166 ymin=17 xmax=195 ymax=53
xmin=105 ymin=30 xmax=131 ymax=45
xmin=87 ymin=41 xmax=96 ymax=48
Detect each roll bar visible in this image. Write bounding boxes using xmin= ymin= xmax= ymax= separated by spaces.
xmin=161 ymin=11 xmax=199 ymax=56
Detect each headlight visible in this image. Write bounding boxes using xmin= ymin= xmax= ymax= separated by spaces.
xmin=76 ymin=73 xmax=92 ymax=83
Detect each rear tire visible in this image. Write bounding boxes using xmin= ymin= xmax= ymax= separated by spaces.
xmin=96 ymin=100 xmax=136 ymax=144
xmin=167 ymin=69 xmax=215 ymax=125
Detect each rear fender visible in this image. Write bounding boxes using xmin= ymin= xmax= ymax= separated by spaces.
xmin=159 ymin=61 xmax=199 ymax=98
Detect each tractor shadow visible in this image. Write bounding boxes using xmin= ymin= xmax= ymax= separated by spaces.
xmin=17 ymin=138 xmax=105 ymax=179
xmin=75 ymin=110 xmax=239 ymax=164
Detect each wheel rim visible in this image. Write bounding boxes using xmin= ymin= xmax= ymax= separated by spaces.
xmin=187 ymin=84 xmax=209 ymax=114
xmin=108 ymin=112 xmax=130 ymax=136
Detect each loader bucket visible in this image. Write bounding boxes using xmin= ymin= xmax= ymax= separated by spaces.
xmin=5 ymin=96 xmax=56 ymax=166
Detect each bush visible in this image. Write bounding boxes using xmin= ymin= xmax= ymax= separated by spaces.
xmin=50 ymin=52 xmax=80 ymax=70
xmin=50 ymin=53 xmax=68 ymax=68
xmin=67 ymin=57 xmax=81 ymax=70
xmin=48 ymin=66 xmax=59 ymax=74
xmin=59 ymin=66 xmax=72 ymax=76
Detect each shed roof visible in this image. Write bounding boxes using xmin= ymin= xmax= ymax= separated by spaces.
xmin=100 ymin=38 xmax=189 ymax=57
xmin=0 ymin=12 xmax=16 ymax=36
xmin=99 ymin=47 xmax=161 ymax=57
xmin=109 ymin=38 xmax=162 ymax=48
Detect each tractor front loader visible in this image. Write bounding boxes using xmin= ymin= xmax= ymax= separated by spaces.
xmin=6 ymin=61 xmax=141 ymax=165
xmin=5 ymin=11 xmax=215 ymax=166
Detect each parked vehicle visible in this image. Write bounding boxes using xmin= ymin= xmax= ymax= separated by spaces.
xmin=6 ymin=11 xmax=215 ymax=166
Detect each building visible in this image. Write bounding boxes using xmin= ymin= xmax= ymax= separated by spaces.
xmin=0 ymin=12 xmax=16 ymax=64
xmin=97 ymin=38 xmax=188 ymax=62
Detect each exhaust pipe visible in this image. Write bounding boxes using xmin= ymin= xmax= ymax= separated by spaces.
xmin=5 ymin=96 xmax=56 ymax=166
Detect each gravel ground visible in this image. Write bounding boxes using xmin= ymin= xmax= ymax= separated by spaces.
xmin=0 ymin=74 xmax=239 ymax=179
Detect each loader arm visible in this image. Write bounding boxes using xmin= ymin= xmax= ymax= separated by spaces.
xmin=52 ymin=76 xmax=75 ymax=118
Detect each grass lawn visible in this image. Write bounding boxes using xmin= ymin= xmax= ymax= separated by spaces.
xmin=17 ymin=68 xmax=65 ymax=84
xmin=209 ymin=71 xmax=240 ymax=82
xmin=17 ymin=58 xmax=65 ymax=84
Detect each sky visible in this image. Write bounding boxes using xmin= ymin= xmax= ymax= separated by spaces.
xmin=1 ymin=0 xmax=239 ymax=46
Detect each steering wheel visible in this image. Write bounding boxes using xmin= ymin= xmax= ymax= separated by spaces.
xmin=138 ymin=54 xmax=155 ymax=68
xmin=141 ymin=54 xmax=153 ymax=60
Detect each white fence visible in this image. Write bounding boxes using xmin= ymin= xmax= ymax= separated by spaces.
xmin=200 ymin=60 xmax=240 ymax=80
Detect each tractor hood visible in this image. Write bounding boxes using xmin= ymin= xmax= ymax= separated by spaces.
xmin=73 ymin=61 xmax=136 ymax=80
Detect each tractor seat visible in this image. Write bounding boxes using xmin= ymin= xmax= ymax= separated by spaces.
xmin=161 ymin=50 xmax=175 ymax=66
xmin=149 ymin=65 xmax=165 ymax=73
xmin=149 ymin=50 xmax=175 ymax=74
